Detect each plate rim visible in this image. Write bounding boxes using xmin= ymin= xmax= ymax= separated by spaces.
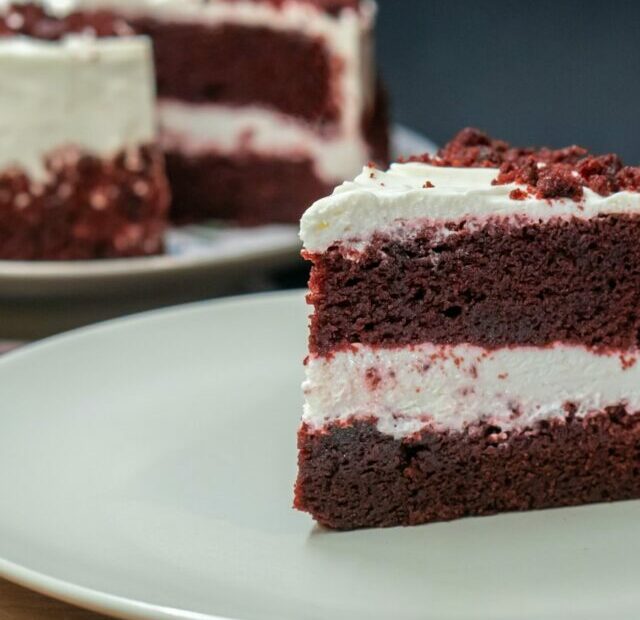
xmin=0 ymin=229 xmax=299 ymax=282
xmin=0 ymin=555 xmax=227 ymax=620
xmin=0 ymin=290 xmax=305 ymax=620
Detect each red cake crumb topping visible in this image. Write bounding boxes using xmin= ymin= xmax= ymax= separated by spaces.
xmin=0 ymin=4 xmax=131 ymax=40
xmin=409 ymin=128 xmax=511 ymax=168
xmin=509 ymin=188 xmax=528 ymax=200
xmin=408 ymin=127 xmax=640 ymax=201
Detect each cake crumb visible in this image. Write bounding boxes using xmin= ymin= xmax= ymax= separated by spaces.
xmin=90 ymin=190 xmax=108 ymax=210
xmin=620 ymin=354 xmax=637 ymax=370
xmin=365 ymin=367 xmax=382 ymax=390
xmin=14 ymin=193 xmax=30 ymax=209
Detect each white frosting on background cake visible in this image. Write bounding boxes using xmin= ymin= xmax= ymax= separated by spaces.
xmin=304 ymin=343 xmax=640 ymax=438
xmin=159 ymin=100 xmax=368 ymax=183
xmin=301 ymin=163 xmax=640 ymax=252
xmin=0 ymin=34 xmax=156 ymax=179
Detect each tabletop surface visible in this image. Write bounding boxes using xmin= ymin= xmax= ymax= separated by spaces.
xmin=0 ymin=579 xmax=107 ymax=619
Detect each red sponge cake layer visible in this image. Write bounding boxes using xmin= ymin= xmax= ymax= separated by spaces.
xmin=133 ymin=18 xmax=339 ymax=124
xmin=296 ymin=410 xmax=640 ymax=530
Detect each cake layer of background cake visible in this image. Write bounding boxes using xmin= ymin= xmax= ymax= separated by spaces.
xmin=40 ymin=0 xmax=389 ymax=224
xmin=296 ymin=128 xmax=640 ymax=529
xmin=0 ymin=5 xmax=169 ymax=260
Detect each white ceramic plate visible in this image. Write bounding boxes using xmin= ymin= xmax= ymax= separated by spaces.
xmin=0 ymin=126 xmax=435 ymax=339
xmin=0 ymin=290 xmax=639 ymax=620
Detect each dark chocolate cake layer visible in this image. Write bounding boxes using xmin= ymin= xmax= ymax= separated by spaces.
xmin=132 ymin=19 xmax=338 ymax=125
xmin=308 ymin=214 xmax=640 ymax=354
xmin=165 ymin=151 xmax=332 ymax=225
xmin=295 ymin=408 xmax=640 ymax=530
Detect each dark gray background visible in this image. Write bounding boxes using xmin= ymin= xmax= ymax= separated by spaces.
xmin=376 ymin=0 xmax=640 ymax=160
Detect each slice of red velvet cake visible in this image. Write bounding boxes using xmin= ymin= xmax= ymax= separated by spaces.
xmin=295 ymin=128 xmax=640 ymax=530
xmin=44 ymin=0 xmax=389 ymax=224
xmin=0 ymin=3 xmax=170 ymax=260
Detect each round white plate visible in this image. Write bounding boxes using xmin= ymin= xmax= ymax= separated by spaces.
xmin=0 ymin=126 xmax=436 ymax=339
xmin=0 ymin=290 xmax=639 ymax=620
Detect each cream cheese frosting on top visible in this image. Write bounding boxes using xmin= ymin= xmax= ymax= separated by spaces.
xmin=300 ymin=162 xmax=640 ymax=253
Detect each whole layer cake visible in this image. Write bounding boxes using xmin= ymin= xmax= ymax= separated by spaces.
xmin=0 ymin=3 xmax=169 ymax=260
xmin=295 ymin=128 xmax=640 ymax=529
xmin=23 ymin=0 xmax=389 ymax=225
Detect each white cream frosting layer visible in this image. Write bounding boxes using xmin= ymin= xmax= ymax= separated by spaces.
xmin=0 ymin=35 xmax=156 ymax=179
xmin=300 ymin=163 xmax=640 ymax=252
xmin=159 ymin=100 xmax=368 ymax=183
xmin=303 ymin=343 xmax=640 ymax=439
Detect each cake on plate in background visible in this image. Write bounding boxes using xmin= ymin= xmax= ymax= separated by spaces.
xmin=0 ymin=4 xmax=170 ymax=260
xmin=296 ymin=128 xmax=640 ymax=529
xmin=127 ymin=0 xmax=389 ymax=224
xmin=14 ymin=0 xmax=389 ymax=225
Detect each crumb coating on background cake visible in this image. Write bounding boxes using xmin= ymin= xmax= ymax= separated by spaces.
xmin=0 ymin=3 xmax=169 ymax=259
